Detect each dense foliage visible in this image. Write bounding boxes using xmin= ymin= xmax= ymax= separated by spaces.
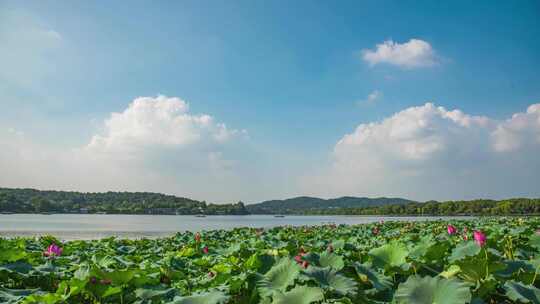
xmin=1 ymin=218 xmax=540 ymax=303
xmin=246 ymin=196 xmax=414 ymax=214
xmin=305 ymin=198 xmax=540 ymax=216
xmin=0 ymin=188 xmax=248 ymax=215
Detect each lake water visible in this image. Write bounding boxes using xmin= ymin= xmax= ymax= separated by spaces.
xmin=0 ymin=214 xmax=473 ymax=240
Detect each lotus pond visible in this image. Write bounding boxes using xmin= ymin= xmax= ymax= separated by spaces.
xmin=1 ymin=217 xmax=540 ymax=303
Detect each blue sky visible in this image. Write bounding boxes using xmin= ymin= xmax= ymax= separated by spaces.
xmin=1 ymin=1 xmax=539 ymax=203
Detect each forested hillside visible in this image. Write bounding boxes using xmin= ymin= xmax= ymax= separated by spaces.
xmin=246 ymin=196 xmax=415 ymax=214
xmin=0 ymin=188 xmax=248 ymax=215
xmin=296 ymin=198 xmax=540 ymax=216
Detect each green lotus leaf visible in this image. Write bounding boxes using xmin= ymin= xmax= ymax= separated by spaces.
xmin=529 ymin=234 xmax=540 ymax=251
xmin=303 ymin=266 xmax=357 ymax=296
xmin=504 ymin=280 xmax=540 ymax=303
xmin=439 ymin=265 xmax=461 ymax=279
xmin=0 ymin=248 xmax=26 ymax=263
xmin=91 ymin=254 xmax=117 ymax=269
xmin=102 ymin=286 xmax=122 ymax=298
xmin=394 ymin=275 xmax=472 ymax=304
xmin=62 ymin=278 xmax=86 ymax=298
xmin=168 ymin=290 xmax=229 ymax=304
xmin=0 ymin=287 xmax=39 ymax=303
xmin=475 ymin=276 xmax=498 ymax=299
xmin=98 ymin=269 xmax=135 ymax=285
xmin=0 ymin=240 xmax=27 ymax=263
xmin=258 ymin=258 xmax=300 ymax=296
xmin=332 ymin=239 xmax=345 ymax=250
xmin=216 ymin=243 xmax=241 ymax=256
xmin=354 ymin=262 xmax=393 ymax=291
xmin=409 ymin=241 xmax=430 ymax=259
xmin=496 ymin=260 xmax=534 ymax=278
xmin=319 ymin=251 xmax=345 ymax=271
xmin=448 ymin=241 xmax=481 ymax=263
xmin=73 ymin=263 xmax=90 ymax=280
xmin=0 ymin=261 xmax=33 ymax=274
xmin=34 ymin=260 xmax=59 ymax=274
xmin=302 ymin=252 xmax=344 ymax=270
xmin=117 ymin=245 xmax=136 ymax=254
xmin=19 ymin=292 xmax=64 ymax=304
xmin=135 ymin=286 xmax=177 ymax=300
xmin=245 ymin=253 xmax=262 ymax=270
xmin=177 ymin=246 xmax=196 ymax=258
xmin=369 ymin=242 xmax=409 ymax=269
xmin=271 ymin=285 xmax=324 ymax=304
xmin=454 ymin=258 xmax=505 ymax=283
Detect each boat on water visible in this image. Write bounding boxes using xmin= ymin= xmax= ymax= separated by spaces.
xmin=274 ymin=215 xmax=285 ymax=218
xmin=195 ymin=214 xmax=207 ymax=218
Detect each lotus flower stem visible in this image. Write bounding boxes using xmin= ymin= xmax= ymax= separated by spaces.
xmin=532 ymin=265 xmax=540 ymax=285
xmin=421 ymin=264 xmax=439 ymax=275
xmin=484 ymin=248 xmax=489 ymax=280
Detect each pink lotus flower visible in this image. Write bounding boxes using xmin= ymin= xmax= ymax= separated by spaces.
xmin=195 ymin=232 xmax=201 ymax=242
xmin=372 ymin=227 xmax=380 ymax=235
xmin=463 ymin=233 xmax=468 ymax=241
xmin=473 ymin=230 xmax=487 ymax=246
xmin=447 ymin=225 xmax=457 ymax=235
xmin=295 ymin=247 xmax=308 ymax=265
xmin=301 ymin=261 xmax=309 ymax=269
xmin=44 ymin=244 xmax=63 ymax=257
xmin=202 ymin=246 xmax=209 ymax=254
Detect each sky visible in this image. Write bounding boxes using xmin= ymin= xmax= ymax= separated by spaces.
xmin=1 ymin=0 xmax=539 ymax=203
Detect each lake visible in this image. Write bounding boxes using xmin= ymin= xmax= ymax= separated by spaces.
xmin=0 ymin=214 xmax=473 ymax=240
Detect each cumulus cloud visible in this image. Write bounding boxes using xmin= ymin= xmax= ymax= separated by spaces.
xmin=305 ymin=102 xmax=540 ymax=201
xmin=362 ymin=39 xmax=437 ymax=68
xmin=87 ymin=95 xmax=246 ymax=155
xmin=336 ymin=103 xmax=490 ymax=161
xmin=492 ymin=104 xmax=540 ymax=152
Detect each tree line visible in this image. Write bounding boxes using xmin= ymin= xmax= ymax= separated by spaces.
xmin=1 ymin=188 xmax=539 ymax=216
xmin=0 ymin=188 xmax=248 ymax=215
xmin=302 ymin=198 xmax=540 ymax=216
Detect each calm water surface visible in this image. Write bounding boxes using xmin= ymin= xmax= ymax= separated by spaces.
xmin=0 ymin=214 xmax=473 ymax=240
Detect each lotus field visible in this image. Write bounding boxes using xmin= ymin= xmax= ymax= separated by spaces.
xmin=2 ymin=218 xmax=540 ymax=303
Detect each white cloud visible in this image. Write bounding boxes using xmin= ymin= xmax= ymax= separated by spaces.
xmin=358 ymin=90 xmax=383 ymax=105
xmin=492 ymin=104 xmax=540 ymax=152
xmin=304 ymin=102 xmax=540 ymax=201
xmin=362 ymin=39 xmax=437 ymax=68
xmin=87 ymin=95 xmax=246 ymax=155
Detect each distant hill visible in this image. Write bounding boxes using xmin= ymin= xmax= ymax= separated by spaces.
xmin=246 ymin=196 xmax=416 ymax=214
